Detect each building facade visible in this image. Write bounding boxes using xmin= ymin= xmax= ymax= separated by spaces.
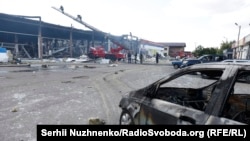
xmin=232 ymin=34 xmax=250 ymax=59
xmin=139 ymin=39 xmax=186 ymax=58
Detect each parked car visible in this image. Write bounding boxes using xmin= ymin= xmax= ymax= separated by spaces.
xmin=171 ymin=58 xmax=185 ymax=69
xmin=219 ymin=59 xmax=250 ymax=83
xmin=198 ymin=54 xmax=226 ymax=63
xmin=180 ymin=58 xmax=201 ymax=68
xmin=119 ymin=63 xmax=250 ymax=125
xmin=221 ymin=59 xmax=250 ymax=63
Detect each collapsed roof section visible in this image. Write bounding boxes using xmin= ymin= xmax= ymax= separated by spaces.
xmin=0 ymin=13 xmax=105 ymax=43
xmin=0 ymin=13 xmax=186 ymax=59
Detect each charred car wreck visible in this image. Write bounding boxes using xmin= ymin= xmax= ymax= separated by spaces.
xmin=119 ymin=63 xmax=250 ymax=125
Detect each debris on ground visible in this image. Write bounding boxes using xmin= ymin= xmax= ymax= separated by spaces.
xmin=84 ymin=65 xmax=96 ymax=68
xmin=109 ymin=64 xmax=118 ymax=67
xmin=88 ymin=117 xmax=106 ymax=125
xmin=11 ymin=107 xmax=18 ymax=112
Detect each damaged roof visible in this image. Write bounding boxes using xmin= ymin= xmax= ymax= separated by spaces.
xmin=0 ymin=13 xmax=105 ymax=43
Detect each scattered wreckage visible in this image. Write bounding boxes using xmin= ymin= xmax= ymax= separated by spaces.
xmin=119 ymin=62 xmax=250 ymax=125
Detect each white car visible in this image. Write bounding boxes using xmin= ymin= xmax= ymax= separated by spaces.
xmin=221 ymin=59 xmax=250 ymax=63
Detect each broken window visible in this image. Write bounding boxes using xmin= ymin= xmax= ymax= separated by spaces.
xmin=222 ymin=70 xmax=250 ymax=124
xmin=156 ymin=70 xmax=224 ymax=111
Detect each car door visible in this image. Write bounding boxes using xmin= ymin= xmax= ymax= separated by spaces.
xmin=146 ymin=99 xmax=210 ymax=124
xmin=144 ymin=69 xmax=224 ymax=125
xmin=204 ymin=66 xmax=250 ymax=124
xmin=186 ymin=60 xmax=193 ymax=66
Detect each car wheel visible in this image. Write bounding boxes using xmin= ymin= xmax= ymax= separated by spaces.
xmin=174 ymin=64 xmax=179 ymax=69
xmin=119 ymin=109 xmax=134 ymax=125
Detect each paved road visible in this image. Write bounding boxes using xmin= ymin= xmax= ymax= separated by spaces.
xmin=0 ymin=61 xmax=175 ymax=141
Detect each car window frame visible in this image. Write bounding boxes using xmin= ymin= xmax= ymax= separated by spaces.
xmin=205 ymin=65 xmax=238 ymax=116
xmin=153 ymin=67 xmax=226 ymax=111
xmin=146 ymin=67 xmax=226 ymax=124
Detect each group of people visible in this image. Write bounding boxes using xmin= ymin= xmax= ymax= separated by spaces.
xmin=127 ymin=51 xmax=142 ymax=64
xmin=127 ymin=51 xmax=160 ymax=64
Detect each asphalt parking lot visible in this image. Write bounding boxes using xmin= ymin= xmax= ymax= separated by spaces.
xmin=0 ymin=61 xmax=175 ymax=141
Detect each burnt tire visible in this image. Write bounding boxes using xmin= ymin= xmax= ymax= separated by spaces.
xmin=119 ymin=109 xmax=134 ymax=125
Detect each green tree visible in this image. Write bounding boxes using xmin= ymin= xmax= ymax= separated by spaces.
xmin=192 ymin=45 xmax=204 ymax=57
xmin=218 ymin=41 xmax=234 ymax=54
xmin=192 ymin=45 xmax=219 ymax=57
xmin=192 ymin=40 xmax=233 ymax=57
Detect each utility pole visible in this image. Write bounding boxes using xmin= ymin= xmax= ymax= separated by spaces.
xmin=38 ymin=17 xmax=42 ymax=59
xmin=235 ymin=23 xmax=241 ymax=59
xmin=130 ymin=32 xmax=133 ymax=51
xmin=70 ymin=24 xmax=73 ymax=57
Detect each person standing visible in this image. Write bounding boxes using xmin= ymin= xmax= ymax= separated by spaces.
xmin=140 ymin=53 xmax=143 ymax=64
xmin=134 ymin=52 xmax=137 ymax=64
xmin=156 ymin=52 xmax=159 ymax=64
xmin=127 ymin=51 xmax=132 ymax=63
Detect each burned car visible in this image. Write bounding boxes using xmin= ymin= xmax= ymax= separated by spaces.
xmin=119 ymin=63 xmax=250 ymax=125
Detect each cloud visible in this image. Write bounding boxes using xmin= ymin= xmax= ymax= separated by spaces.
xmin=158 ymin=0 xmax=250 ymax=50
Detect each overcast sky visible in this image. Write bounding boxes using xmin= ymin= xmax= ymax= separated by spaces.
xmin=1 ymin=0 xmax=250 ymax=51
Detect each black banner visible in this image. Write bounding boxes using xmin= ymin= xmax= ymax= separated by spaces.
xmin=37 ymin=125 xmax=249 ymax=140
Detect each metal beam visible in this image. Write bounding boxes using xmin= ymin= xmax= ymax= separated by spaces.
xmin=21 ymin=45 xmax=32 ymax=59
xmin=52 ymin=6 xmax=103 ymax=33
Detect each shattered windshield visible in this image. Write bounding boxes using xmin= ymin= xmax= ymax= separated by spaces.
xmin=161 ymin=70 xmax=222 ymax=89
